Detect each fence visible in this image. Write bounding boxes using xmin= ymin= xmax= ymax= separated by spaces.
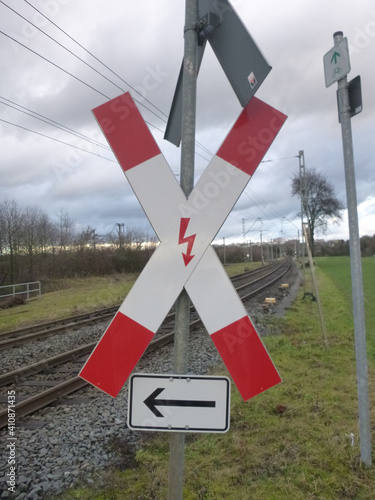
xmin=0 ymin=281 xmax=41 ymax=300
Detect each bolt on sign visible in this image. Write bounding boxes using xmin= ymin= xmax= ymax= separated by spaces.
xmin=79 ymin=92 xmax=286 ymax=401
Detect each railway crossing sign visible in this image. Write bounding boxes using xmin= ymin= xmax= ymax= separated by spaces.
xmin=323 ymin=36 xmax=351 ymax=87
xmin=79 ymin=92 xmax=286 ymax=401
xmin=128 ymin=374 xmax=231 ymax=433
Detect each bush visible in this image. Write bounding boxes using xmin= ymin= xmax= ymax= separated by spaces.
xmin=0 ymin=294 xmax=26 ymax=309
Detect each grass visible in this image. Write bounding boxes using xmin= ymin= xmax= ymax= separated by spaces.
xmin=0 ymin=274 xmax=137 ymax=332
xmin=3 ymin=258 xmax=375 ymax=498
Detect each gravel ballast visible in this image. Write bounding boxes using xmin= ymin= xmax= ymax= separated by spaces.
xmin=0 ymin=262 xmax=301 ymax=499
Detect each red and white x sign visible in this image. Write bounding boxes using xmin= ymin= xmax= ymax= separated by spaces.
xmin=79 ymin=92 xmax=286 ymax=400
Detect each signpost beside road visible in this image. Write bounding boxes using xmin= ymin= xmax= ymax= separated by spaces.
xmin=324 ymin=31 xmax=371 ymax=467
xmin=128 ymin=374 xmax=230 ymax=433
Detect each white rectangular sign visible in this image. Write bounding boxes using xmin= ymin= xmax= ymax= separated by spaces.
xmin=323 ymin=37 xmax=351 ymax=87
xmin=128 ymin=374 xmax=230 ymax=433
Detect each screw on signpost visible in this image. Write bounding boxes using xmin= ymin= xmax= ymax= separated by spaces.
xmin=167 ymin=1 xmax=199 ymax=499
xmin=331 ymin=31 xmax=371 ymax=467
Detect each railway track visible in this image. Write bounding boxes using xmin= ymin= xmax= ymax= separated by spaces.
xmin=0 ymin=306 xmax=119 ymax=350
xmin=0 ymin=260 xmax=285 ymax=350
xmin=0 ymin=258 xmax=292 ymax=429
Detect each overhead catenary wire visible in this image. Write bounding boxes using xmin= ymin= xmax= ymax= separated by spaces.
xmin=0 ymin=118 xmax=117 ymax=163
xmin=0 ymin=93 xmax=210 ymax=164
xmin=22 ymin=0 xmax=169 ymax=122
xmin=22 ymin=0 xmax=214 ymax=159
xmin=0 ymin=0 xmax=167 ymax=125
xmin=0 ymin=97 xmax=111 ymax=151
xmin=0 ymin=4 xmax=297 ymax=176
xmin=17 ymin=0 xmax=213 ymax=160
xmin=0 ymin=111 xmax=210 ymax=167
xmin=0 ymin=33 xmax=211 ymax=162
xmin=0 ymin=30 xmax=112 ymax=101
xmin=233 ymin=155 xmax=301 ymax=229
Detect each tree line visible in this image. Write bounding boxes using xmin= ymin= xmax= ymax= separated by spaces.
xmin=0 ymin=199 xmax=157 ymax=286
xmin=1 ymin=198 xmax=374 ymax=288
xmin=214 ymin=235 xmax=375 ymax=264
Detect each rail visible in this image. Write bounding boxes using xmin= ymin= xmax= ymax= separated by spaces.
xmin=0 ymin=258 xmax=293 ymax=429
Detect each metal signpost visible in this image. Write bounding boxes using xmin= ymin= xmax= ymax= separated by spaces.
xmin=324 ymin=31 xmax=371 ymax=467
xmin=169 ymin=1 xmax=199 ymax=495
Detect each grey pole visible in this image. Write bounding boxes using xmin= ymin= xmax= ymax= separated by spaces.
xmin=334 ymin=31 xmax=371 ymax=467
xmin=298 ymin=150 xmax=306 ymax=268
xmin=167 ymin=1 xmax=199 ymax=498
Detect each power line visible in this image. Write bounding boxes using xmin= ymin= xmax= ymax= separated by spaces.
xmin=23 ymin=0 xmax=169 ymax=122
xmin=0 ymin=33 xmax=211 ymax=162
xmin=0 ymin=3 xmax=214 ymax=162
xmin=236 ymin=154 xmax=301 ymax=222
xmin=21 ymin=0 xmax=214 ymax=159
xmin=0 ymin=117 xmax=117 ymax=163
xmin=0 ymin=30 xmax=112 ymax=100
xmin=260 ymin=155 xmax=299 ymax=163
xmin=1 ymin=0 xmax=167 ymax=125
xmin=0 ymin=96 xmax=110 ymax=151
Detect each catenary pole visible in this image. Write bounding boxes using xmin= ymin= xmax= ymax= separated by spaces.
xmin=167 ymin=1 xmax=199 ymax=498
xmin=334 ymin=31 xmax=371 ymax=467
xmin=298 ymin=150 xmax=306 ymax=268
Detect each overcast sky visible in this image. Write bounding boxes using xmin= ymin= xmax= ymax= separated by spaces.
xmin=1 ymin=0 xmax=374 ymax=245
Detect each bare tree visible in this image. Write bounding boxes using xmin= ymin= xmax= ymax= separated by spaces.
xmin=22 ymin=205 xmax=41 ymax=279
xmin=56 ymin=209 xmax=75 ymax=251
xmin=75 ymin=226 xmax=98 ymax=250
xmin=37 ymin=212 xmax=55 ymax=255
xmin=291 ymin=168 xmax=344 ymax=256
xmin=0 ymin=199 xmax=24 ymax=282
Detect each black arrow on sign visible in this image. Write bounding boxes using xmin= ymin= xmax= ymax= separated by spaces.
xmin=144 ymin=387 xmax=216 ymax=417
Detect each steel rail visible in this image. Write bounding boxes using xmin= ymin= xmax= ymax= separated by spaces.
xmin=0 ymin=260 xmax=291 ymax=388
xmin=230 ymin=260 xmax=281 ymax=282
xmin=0 ymin=306 xmax=119 ymax=340
xmin=238 ymin=259 xmax=291 ymax=299
xmin=234 ymin=261 xmax=288 ymax=293
xmin=0 ymin=259 xmax=292 ymax=429
xmin=0 ymin=307 xmax=119 ymax=350
xmin=0 ymin=262 xmax=279 ymax=350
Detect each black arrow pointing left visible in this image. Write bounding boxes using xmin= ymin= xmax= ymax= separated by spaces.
xmin=144 ymin=387 xmax=216 ymax=417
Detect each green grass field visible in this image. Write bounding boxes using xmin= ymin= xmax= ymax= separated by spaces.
xmin=0 ymin=274 xmax=138 ymax=333
xmin=2 ymin=258 xmax=375 ymax=499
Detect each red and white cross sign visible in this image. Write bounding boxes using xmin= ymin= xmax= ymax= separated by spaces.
xmin=79 ymin=92 xmax=287 ymax=400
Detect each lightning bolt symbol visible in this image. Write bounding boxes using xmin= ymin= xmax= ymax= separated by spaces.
xmin=178 ymin=218 xmax=196 ymax=267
